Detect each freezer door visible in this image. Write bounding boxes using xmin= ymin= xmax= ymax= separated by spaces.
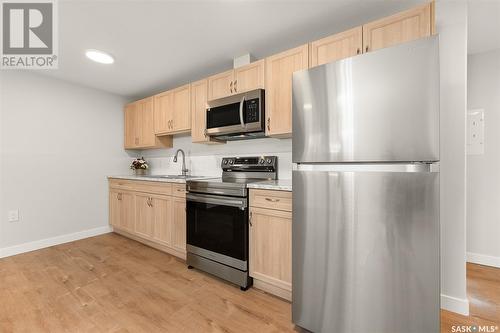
xmin=292 ymin=164 xmax=440 ymax=333
xmin=292 ymin=36 xmax=439 ymax=163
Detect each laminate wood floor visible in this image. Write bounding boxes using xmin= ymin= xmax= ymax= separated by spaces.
xmin=0 ymin=233 xmax=498 ymax=332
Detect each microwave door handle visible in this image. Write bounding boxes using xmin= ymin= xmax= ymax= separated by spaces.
xmin=239 ymin=96 xmax=245 ymax=128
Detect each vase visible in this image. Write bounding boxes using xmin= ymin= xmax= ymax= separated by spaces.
xmin=135 ymin=169 xmax=147 ymax=176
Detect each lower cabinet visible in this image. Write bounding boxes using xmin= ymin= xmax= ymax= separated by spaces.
xmin=249 ymin=189 xmax=292 ymax=301
xmin=171 ymin=197 xmax=187 ymax=253
xmin=109 ymin=180 xmax=186 ymax=259
xmin=109 ymin=190 xmax=135 ymax=233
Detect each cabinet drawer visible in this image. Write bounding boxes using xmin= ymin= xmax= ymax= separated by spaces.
xmin=249 ymin=189 xmax=292 ymax=212
xmin=109 ymin=179 xmax=172 ymax=196
xmin=172 ymin=184 xmax=187 ymax=198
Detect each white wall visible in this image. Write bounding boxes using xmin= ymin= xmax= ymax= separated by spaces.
xmin=436 ymin=1 xmax=469 ymax=315
xmin=0 ymin=72 xmax=130 ymax=254
xmin=467 ymin=48 xmax=500 ymax=268
xmin=139 ymin=135 xmax=292 ymax=179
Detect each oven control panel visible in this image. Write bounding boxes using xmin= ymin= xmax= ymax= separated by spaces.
xmin=221 ymin=156 xmax=277 ymax=170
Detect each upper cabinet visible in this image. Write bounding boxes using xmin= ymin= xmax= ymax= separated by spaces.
xmin=208 ymin=69 xmax=234 ymax=101
xmin=153 ymin=84 xmax=191 ymax=135
xmin=265 ymin=44 xmax=309 ymax=138
xmin=310 ymin=27 xmax=363 ymax=67
xmin=363 ymin=2 xmax=434 ymax=53
xmin=124 ymin=97 xmax=172 ymax=149
xmin=191 ymin=79 xmax=220 ymax=144
xmin=207 ymin=60 xmax=265 ymax=101
xmin=234 ymin=59 xmax=265 ymax=95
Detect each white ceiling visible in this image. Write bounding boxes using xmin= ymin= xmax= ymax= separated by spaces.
xmin=40 ymin=0 xmax=424 ymax=99
xmin=467 ymin=0 xmax=500 ymax=55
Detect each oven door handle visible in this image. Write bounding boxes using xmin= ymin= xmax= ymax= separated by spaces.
xmin=239 ymin=95 xmax=246 ymax=128
xmin=187 ymin=193 xmax=247 ymax=209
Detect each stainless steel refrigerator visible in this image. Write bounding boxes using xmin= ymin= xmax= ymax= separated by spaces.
xmin=292 ymin=36 xmax=440 ymax=333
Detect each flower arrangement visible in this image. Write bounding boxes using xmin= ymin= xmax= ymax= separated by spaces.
xmin=130 ymin=157 xmax=148 ymax=175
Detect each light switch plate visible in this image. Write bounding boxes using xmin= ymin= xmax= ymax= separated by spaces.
xmin=467 ymin=109 xmax=484 ymax=155
xmin=8 ymin=209 xmax=19 ymax=222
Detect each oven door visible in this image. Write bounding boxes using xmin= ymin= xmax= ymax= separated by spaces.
xmin=186 ymin=193 xmax=248 ymax=270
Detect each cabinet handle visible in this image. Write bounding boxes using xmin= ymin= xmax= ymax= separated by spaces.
xmin=117 ymin=193 xmax=122 ymax=201
xmin=265 ymin=197 xmax=280 ymax=203
xmin=267 ymin=117 xmax=270 ymax=132
xmin=149 ymin=197 xmax=153 ymax=207
xmin=249 ymin=211 xmax=253 ymax=226
xmin=234 ymin=80 xmax=237 ymax=92
xmin=230 ymin=81 xmax=233 ymax=94
xmin=357 ymin=48 xmax=361 ymax=55
xmin=365 ymin=45 xmax=369 ymax=52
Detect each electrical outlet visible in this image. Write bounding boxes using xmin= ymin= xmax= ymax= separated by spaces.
xmin=467 ymin=109 xmax=484 ymax=155
xmin=8 ymin=209 xmax=19 ymax=222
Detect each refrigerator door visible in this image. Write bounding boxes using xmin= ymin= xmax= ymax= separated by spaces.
xmin=292 ymin=163 xmax=440 ymax=333
xmin=292 ymin=36 xmax=439 ymax=163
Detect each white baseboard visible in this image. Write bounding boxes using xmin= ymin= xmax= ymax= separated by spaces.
xmin=467 ymin=252 xmax=500 ymax=268
xmin=441 ymin=294 xmax=469 ymax=316
xmin=0 ymin=226 xmax=112 ymax=259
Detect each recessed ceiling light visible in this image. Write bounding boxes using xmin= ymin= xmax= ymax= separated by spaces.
xmin=85 ymin=49 xmax=114 ymax=64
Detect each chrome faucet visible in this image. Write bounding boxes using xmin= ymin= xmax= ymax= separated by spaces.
xmin=173 ymin=149 xmax=189 ymax=176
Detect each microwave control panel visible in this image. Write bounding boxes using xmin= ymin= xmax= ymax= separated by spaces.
xmin=245 ymin=99 xmax=259 ymax=122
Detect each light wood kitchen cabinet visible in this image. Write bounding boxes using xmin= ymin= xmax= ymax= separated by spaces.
xmin=191 ymin=79 xmax=220 ymax=144
xmin=152 ymin=196 xmax=173 ymax=246
xmin=171 ymin=197 xmax=187 ymax=252
xmin=109 ymin=190 xmax=135 ymax=233
xmin=249 ymin=189 xmax=292 ymax=301
xmin=207 ymin=60 xmax=265 ymax=101
xmin=265 ymin=44 xmax=309 ymax=138
xmin=154 ymin=84 xmax=191 ymax=135
xmin=362 ymin=2 xmax=434 ymax=53
xmin=234 ymin=59 xmax=265 ymax=94
xmin=108 ymin=179 xmax=186 ymax=260
xmin=249 ymin=206 xmax=292 ymax=301
xmin=310 ymin=26 xmax=363 ymax=67
xmin=124 ymin=97 xmax=172 ymax=149
xmin=135 ymin=194 xmax=154 ymax=238
xmin=208 ymin=69 xmax=234 ymax=101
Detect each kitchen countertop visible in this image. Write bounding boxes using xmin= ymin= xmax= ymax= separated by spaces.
xmin=108 ymin=176 xmax=292 ymax=191
xmin=108 ymin=175 xmax=195 ymax=183
xmin=247 ymin=179 xmax=292 ymax=192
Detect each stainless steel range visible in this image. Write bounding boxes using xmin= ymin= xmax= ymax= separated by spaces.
xmin=186 ymin=156 xmax=278 ymax=290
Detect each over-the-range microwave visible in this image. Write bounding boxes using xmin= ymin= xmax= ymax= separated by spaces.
xmin=206 ymin=89 xmax=265 ymax=141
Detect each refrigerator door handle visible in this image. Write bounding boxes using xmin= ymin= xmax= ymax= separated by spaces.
xmin=294 ymin=163 xmax=439 ymax=173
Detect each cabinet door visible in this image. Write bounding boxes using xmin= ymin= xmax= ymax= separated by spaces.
xmin=171 ymin=84 xmax=191 ymax=133
xmin=120 ymin=192 xmax=135 ymax=232
xmin=171 ymin=197 xmax=186 ymax=252
xmin=109 ymin=190 xmax=121 ymax=228
xmin=363 ymin=3 xmax=433 ymax=53
xmin=208 ymin=69 xmax=234 ymax=101
xmin=310 ymin=27 xmax=362 ymax=67
xmin=152 ymin=196 xmax=173 ymax=246
xmin=135 ymin=194 xmax=154 ymax=238
xmin=249 ymin=207 xmax=292 ymax=291
xmin=124 ymin=103 xmax=138 ymax=148
xmin=265 ymin=44 xmax=309 ymax=137
xmin=234 ymin=59 xmax=265 ymax=94
xmin=154 ymin=91 xmax=173 ymax=135
xmin=191 ymin=79 xmax=209 ymax=143
xmin=138 ymin=97 xmax=157 ymax=147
